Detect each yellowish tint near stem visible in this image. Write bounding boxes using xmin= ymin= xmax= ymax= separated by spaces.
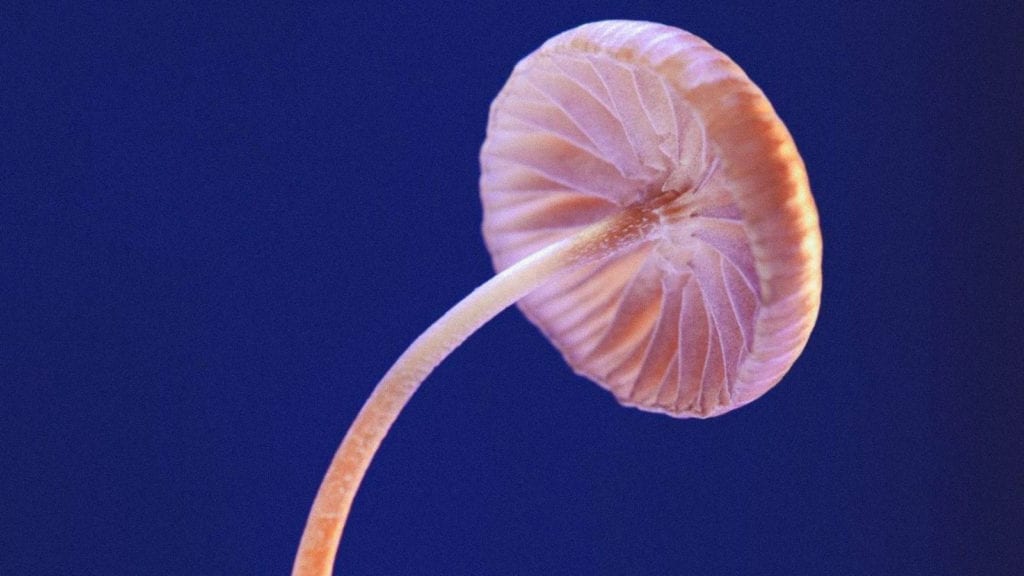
xmin=292 ymin=201 xmax=659 ymax=576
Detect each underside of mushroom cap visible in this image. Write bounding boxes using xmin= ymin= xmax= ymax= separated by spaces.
xmin=480 ymin=20 xmax=822 ymax=418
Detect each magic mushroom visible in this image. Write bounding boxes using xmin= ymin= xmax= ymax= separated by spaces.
xmin=294 ymin=20 xmax=822 ymax=575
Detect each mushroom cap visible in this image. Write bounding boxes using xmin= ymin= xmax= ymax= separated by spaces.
xmin=479 ymin=21 xmax=822 ymax=418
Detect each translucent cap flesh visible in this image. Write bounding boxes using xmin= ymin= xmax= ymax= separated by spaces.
xmin=480 ymin=21 xmax=822 ymax=418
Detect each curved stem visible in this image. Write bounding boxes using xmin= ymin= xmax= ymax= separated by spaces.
xmin=292 ymin=202 xmax=658 ymax=575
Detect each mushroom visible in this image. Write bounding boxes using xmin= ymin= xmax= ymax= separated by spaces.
xmin=293 ymin=20 xmax=821 ymax=575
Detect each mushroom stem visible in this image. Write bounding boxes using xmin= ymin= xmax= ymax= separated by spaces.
xmin=293 ymin=200 xmax=659 ymax=576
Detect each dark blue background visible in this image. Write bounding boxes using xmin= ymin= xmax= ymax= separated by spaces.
xmin=3 ymin=2 xmax=1021 ymax=574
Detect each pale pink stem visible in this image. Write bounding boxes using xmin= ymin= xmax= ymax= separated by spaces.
xmin=293 ymin=201 xmax=660 ymax=576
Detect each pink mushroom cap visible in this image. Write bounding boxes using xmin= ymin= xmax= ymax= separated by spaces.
xmin=480 ymin=21 xmax=822 ymax=418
